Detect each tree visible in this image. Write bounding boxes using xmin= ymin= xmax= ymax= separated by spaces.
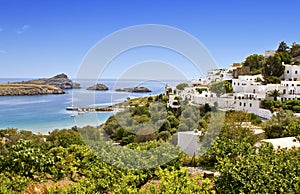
xmin=243 ymin=54 xmax=265 ymax=73
xmin=263 ymin=109 xmax=297 ymax=138
xmin=158 ymin=131 xmax=171 ymax=141
xmin=176 ymin=83 xmax=188 ymax=90
xmin=290 ymin=42 xmax=300 ymax=57
xmin=215 ymin=143 xmax=300 ymax=193
xmin=283 ymin=119 xmax=300 ymax=137
xmin=263 ymin=51 xmax=292 ymax=81
xmin=135 ymin=127 xmax=158 ymax=142
xmin=277 ymin=41 xmax=289 ymax=52
xmin=209 ymin=81 xmax=233 ymax=97
xmin=267 ymin=89 xmax=281 ymax=101
xmin=47 ymin=129 xmax=84 ymax=148
xmin=263 ymin=54 xmax=285 ymax=79
xmin=263 ymin=76 xmax=281 ymax=84
xmin=138 ymin=167 xmax=215 ymax=193
xmin=276 ymin=51 xmax=291 ymax=64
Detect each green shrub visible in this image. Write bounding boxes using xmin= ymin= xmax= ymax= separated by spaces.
xmin=176 ymin=83 xmax=188 ymax=90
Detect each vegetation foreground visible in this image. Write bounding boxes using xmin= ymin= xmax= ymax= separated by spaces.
xmin=0 ymin=95 xmax=300 ymax=193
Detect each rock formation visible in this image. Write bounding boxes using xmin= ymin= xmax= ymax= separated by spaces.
xmin=0 ymin=84 xmax=65 ymax=96
xmin=87 ymin=84 xmax=109 ymax=91
xmin=115 ymin=87 xmax=151 ymax=93
xmin=15 ymin=73 xmax=80 ymax=89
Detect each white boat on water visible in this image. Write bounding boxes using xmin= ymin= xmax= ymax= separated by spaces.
xmin=78 ymin=111 xmax=84 ymax=115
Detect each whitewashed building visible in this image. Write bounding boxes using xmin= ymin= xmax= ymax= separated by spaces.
xmin=165 ymin=62 xmax=300 ymax=119
xmin=283 ymin=64 xmax=300 ymax=81
xmin=167 ymin=95 xmax=180 ymax=109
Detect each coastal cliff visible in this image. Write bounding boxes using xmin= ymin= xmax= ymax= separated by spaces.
xmin=0 ymin=84 xmax=65 ymax=96
xmin=15 ymin=73 xmax=80 ymax=89
xmin=0 ymin=73 xmax=79 ymax=96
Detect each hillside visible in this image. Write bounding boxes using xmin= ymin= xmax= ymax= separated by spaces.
xmin=15 ymin=73 xmax=80 ymax=89
xmin=0 ymin=84 xmax=65 ymax=96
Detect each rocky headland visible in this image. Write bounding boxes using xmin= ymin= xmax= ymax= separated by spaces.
xmin=115 ymin=86 xmax=151 ymax=93
xmin=0 ymin=84 xmax=65 ymax=96
xmin=15 ymin=73 xmax=80 ymax=89
xmin=87 ymin=84 xmax=109 ymax=91
xmin=0 ymin=73 xmax=79 ymax=96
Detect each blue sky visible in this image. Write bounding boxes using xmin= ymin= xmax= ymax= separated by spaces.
xmin=0 ymin=0 xmax=300 ymax=79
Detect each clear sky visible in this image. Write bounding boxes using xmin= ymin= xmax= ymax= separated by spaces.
xmin=0 ymin=0 xmax=300 ymax=79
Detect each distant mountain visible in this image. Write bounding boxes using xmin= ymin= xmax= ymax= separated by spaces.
xmin=15 ymin=73 xmax=80 ymax=89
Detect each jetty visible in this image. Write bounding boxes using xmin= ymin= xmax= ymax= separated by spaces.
xmin=66 ymin=106 xmax=115 ymax=112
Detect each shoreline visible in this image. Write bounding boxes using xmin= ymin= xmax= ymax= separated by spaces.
xmin=66 ymin=106 xmax=115 ymax=112
xmin=0 ymin=111 xmax=113 ymax=135
xmin=0 ymin=81 xmax=166 ymax=134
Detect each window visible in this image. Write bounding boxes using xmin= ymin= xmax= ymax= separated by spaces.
xmin=287 ymin=70 xmax=290 ymax=74
xmin=283 ymin=89 xmax=286 ymax=94
xmin=253 ymin=89 xmax=256 ymax=93
xmin=250 ymin=103 xmax=252 ymax=107
xmin=240 ymin=102 xmax=242 ymax=106
xmin=244 ymin=103 xmax=246 ymax=107
xmin=296 ymin=71 xmax=298 ymax=74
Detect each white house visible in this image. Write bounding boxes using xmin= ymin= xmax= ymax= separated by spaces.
xmin=283 ymin=64 xmax=300 ymax=81
xmin=232 ymin=75 xmax=264 ymax=93
xmin=191 ymin=78 xmax=209 ymax=86
xmin=167 ymin=95 xmax=180 ymax=109
xmin=166 ymin=61 xmax=300 ymax=120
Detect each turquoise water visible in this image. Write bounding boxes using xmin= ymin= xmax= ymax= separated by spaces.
xmin=0 ymin=79 xmax=177 ymax=134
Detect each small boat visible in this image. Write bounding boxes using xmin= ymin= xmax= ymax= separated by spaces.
xmin=70 ymin=114 xmax=76 ymax=118
xmin=66 ymin=107 xmax=78 ymax=111
xmin=78 ymin=111 xmax=84 ymax=115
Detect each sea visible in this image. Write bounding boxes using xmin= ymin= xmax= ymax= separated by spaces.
xmin=0 ymin=78 xmax=181 ymax=134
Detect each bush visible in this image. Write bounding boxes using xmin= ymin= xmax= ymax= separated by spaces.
xmin=292 ymin=105 xmax=300 ymax=112
xmin=215 ymin=143 xmax=300 ymax=193
xmin=264 ymin=76 xmax=281 ymax=84
xmin=176 ymin=83 xmax=188 ymax=90
xmin=263 ymin=110 xmax=298 ymax=138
